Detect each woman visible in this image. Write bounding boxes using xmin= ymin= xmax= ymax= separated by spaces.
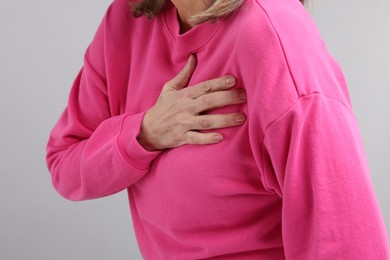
xmin=46 ymin=0 xmax=390 ymax=258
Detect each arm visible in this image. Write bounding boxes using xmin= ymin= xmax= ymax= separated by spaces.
xmin=45 ymin=3 xmax=162 ymax=201
xmin=261 ymin=93 xmax=390 ymax=259
xmin=45 ymin=2 xmax=246 ymax=202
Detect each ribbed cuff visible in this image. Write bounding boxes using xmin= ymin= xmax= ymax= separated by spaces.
xmin=115 ymin=111 xmax=163 ymax=172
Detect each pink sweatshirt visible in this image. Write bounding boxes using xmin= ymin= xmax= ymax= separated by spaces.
xmin=46 ymin=0 xmax=390 ymax=258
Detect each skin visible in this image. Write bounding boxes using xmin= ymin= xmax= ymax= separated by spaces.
xmin=137 ymin=2 xmax=247 ymax=151
xmin=169 ymin=0 xmax=210 ymax=33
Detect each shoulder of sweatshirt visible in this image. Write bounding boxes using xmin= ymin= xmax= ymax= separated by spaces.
xmin=88 ymin=0 xmax=157 ymax=108
xmin=101 ymin=0 xmax=353 ymax=121
xmin=103 ymin=0 xmax=140 ymax=36
xmin=233 ymin=0 xmax=353 ymax=116
xmin=86 ymin=0 xmax=136 ymax=70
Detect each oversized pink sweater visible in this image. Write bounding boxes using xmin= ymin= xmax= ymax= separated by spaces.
xmin=46 ymin=0 xmax=390 ymax=258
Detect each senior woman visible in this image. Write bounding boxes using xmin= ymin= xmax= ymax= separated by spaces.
xmin=46 ymin=0 xmax=390 ymax=258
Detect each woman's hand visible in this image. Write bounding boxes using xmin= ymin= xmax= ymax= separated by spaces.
xmin=137 ymin=54 xmax=247 ymax=151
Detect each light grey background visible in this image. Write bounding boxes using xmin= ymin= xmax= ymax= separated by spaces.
xmin=0 ymin=0 xmax=389 ymax=259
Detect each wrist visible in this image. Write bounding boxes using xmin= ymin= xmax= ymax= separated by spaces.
xmin=136 ymin=133 xmax=157 ymax=151
xmin=137 ymin=110 xmax=159 ymax=151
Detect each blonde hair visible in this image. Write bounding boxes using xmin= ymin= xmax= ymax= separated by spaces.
xmin=131 ymin=0 xmax=307 ymax=26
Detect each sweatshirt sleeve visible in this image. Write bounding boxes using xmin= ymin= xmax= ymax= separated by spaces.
xmin=260 ymin=93 xmax=390 ymax=259
xmin=45 ymin=3 xmax=163 ymax=201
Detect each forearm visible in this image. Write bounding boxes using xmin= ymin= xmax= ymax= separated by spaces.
xmin=46 ymin=111 xmax=162 ymax=201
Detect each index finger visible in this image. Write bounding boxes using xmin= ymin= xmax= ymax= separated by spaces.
xmin=183 ymin=75 xmax=237 ymax=99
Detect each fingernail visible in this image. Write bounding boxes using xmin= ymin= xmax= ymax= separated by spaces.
xmin=226 ymin=76 xmax=236 ymax=86
xmin=187 ymin=55 xmax=193 ymax=64
xmin=235 ymin=114 xmax=246 ymax=123
xmin=188 ymin=54 xmax=195 ymax=63
xmin=239 ymin=90 xmax=247 ymax=100
xmin=214 ymin=134 xmax=224 ymax=141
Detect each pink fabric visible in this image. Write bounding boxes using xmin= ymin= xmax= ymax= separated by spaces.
xmin=46 ymin=0 xmax=390 ymax=258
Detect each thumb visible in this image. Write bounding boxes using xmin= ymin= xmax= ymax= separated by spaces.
xmin=165 ymin=54 xmax=197 ymax=91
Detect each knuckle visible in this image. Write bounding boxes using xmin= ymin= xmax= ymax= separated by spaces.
xmin=172 ymin=134 xmax=182 ymax=145
xmin=179 ymin=89 xmax=190 ymax=99
xmin=188 ymin=134 xmax=198 ymax=144
xmin=171 ymin=128 xmax=185 ymax=145
xmin=184 ymin=132 xmax=196 ymax=144
xmin=198 ymin=117 xmax=210 ymax=129
xmin=201 ymin=95 xmax=213 ymax=106
xmin=176 ymin=90 xmax=187 ymax=101
xmin=201 ymin=81 xmax=212 ymax=93
xmin=184 ymin=100 xmax=196 ymax=113
xmin=180 ymin=92 xmax=194 ymax=107
xmin=174 ymin=113 xmax=184 ymax=124
xmin=176 ymin=98 xmax=188 ymax=112
xmin=178 ymin=115 xmax=191 ymax=129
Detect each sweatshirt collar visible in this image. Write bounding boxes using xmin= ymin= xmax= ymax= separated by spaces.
xmin=162 ymin=1 xmax=225 ymax=53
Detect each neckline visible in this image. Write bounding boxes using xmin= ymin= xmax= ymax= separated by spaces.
xmin=162 ymin=1 xmax=226 ymax=53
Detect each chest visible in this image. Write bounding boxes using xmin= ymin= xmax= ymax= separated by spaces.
xmin=132 ymin=121 xmax=270 ymax=230
xmin=122 ymin=18 xmax=275 ymax=232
